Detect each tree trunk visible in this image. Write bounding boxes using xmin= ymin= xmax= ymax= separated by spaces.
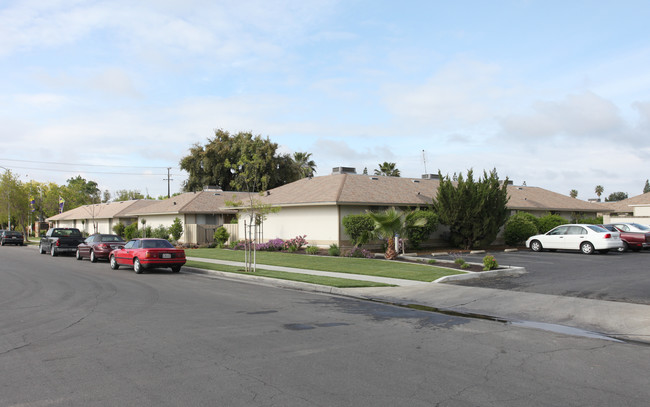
xmin=385 ymin=237 xmax=398 ymax=260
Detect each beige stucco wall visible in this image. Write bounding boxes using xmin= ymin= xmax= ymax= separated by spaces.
xmin=239 ymin=205 xmax=340 ymax=247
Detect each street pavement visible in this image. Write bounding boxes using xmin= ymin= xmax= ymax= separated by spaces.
xmin=186 ymin=255 xmax=650 ymax=344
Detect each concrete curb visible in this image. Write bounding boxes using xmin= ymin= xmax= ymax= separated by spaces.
xmin=434 ymin=266 xmax=527 ymax=283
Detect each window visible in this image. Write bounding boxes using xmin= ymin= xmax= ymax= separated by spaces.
xmin=567 ymin=226 xmax=586 ymax=235
xmin=548 ymin=226 xmax=568 ymax=235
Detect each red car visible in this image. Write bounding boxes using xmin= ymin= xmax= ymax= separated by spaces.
xmin=601 ymin=224 xmax=650 ymax=252
xmin=76 ymin=234 xmax=126 ymax=262
xmin=109 ymin=238 xmax=186 ymax=274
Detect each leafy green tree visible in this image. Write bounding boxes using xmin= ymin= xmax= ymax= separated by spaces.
xmin=432 ymin=169 xmax=510 ymax=249
xmin=569 ymin=189 xmax=578 ymax=198
xmin=113 ymin=189 xmax=146 ymax=201
xmin=179 ymin=129 xmax=302 ymax=192
xmin=63 ymin=175 xmax=100 ymax=208
xmin=644 ymin=180 xmax=650 ymax=194
xmin=342 ymin=214 xmax=375 ymax=246
xmin=373 ymin=162 xmax=400 ymax=177
xmin=293 ymin=152 xmax=317 ymax=178
xmin=504 ymin=213 xmax=539 ymax=246
xmin=169 ymin=217 xmax=183 ymax=241
xmin=605 ymin=191 xmax=628 ymax=202
xmin=124 ymin=223 xmax=139 ymax=240
xmin=0 ymin=169 xmax=25 ymax=230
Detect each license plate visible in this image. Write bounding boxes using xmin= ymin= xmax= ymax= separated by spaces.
xmin=162 ymin=253 xmax=172 ymax=259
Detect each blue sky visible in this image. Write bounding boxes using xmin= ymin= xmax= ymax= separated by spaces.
xmin=2 ymin=0 xmax=650 ymax=200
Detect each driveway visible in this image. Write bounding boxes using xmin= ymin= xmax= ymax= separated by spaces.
xmin=435 ymin=249 xmax=650 ymax=305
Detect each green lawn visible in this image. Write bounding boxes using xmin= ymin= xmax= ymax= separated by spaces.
xmin=185 ymin=260 xmax=394 ymax=288
xmin=185 ymin=248 xmax=461 ymax=282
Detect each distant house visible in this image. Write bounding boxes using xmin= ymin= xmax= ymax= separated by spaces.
xmin=601 ymin=192 xmax=650 ymax=224
xmin=236 ymin=170 xmax=608 ymax=247
xmin=47 ymin=188 xmax=244 ymax=244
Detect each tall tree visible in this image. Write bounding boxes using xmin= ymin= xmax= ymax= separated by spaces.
xmin=644 ymin=180 xmax=650 ymax=194
xmin=113 ymin=189 xmax=146 ymax=201
xmin=293 ymin=152 xmax=317 ymax=178
xmin=179 ymin=129 xmax=302 ymax=192
xmin=605 ymin=192 xmax=628 ymax=202
xmin=432 ymin=169 xmax=510 ymax=249
xmin=594 ymin=185 xmax=604 ymax=200
xmin=570 ymin=189 xmax=578 ymax=198
xmin=63 ymin=175 xmax=100 ymax=208
xmin=374 ymin=162 xmax=400 ymax=177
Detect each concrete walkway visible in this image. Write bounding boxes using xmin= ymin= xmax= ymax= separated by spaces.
xmin=185 ymin=256 xmax=650 ymax=344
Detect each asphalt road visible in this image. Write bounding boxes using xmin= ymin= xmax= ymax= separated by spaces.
xmin=441 ymin=249 xmax=650 ymax=304
xmin=2 ymin=246 xmax=650 ymax=406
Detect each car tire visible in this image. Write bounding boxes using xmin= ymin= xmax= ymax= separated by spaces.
xmin=90 ymin=250 xmax=97 ymax=263
xmin=75 ymin=249 xmax=82 ymax=260
xmin=617 ymin=242 xmax=628 ymax=252
xmin=51 ymin=246 xmax=58 ymax=257
xmin=530 ymin=240 xmax=543 ymax=252
xmin=110 ymin=255 xmax=120 ymax=270
xmin=580 ymin=242 xmax=595 ymax=255
xmin=39 ymin=244 xmax=45 ymax=254
xmin=134 ymin=258 xmax=143 ymax=274
xmin=171 ymin=265 xmax=181 ymax=273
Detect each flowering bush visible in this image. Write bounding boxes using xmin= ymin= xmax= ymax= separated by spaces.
xmin=283 ymin=235 xmax=308 ymax=252
xmin=256 ymin=238 xmax=284 ymax=251
xmin=344 ymin=247 xmax=375 ymax=259
xmin=482 ymin=255 xmax=499 ymax=271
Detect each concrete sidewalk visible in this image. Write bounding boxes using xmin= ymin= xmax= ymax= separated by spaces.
xmin=185 ymin=256 xmax=650 ymax=344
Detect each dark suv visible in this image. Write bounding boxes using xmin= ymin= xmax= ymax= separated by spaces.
xmin=1 ymin=230 xmax=24 ymax=246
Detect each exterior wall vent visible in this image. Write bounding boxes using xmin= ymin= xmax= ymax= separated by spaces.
xmin=332 ymin=167 xmax=357 ymax=175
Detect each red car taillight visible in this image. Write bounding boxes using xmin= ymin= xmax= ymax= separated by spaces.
xmin=56 ymin=240 xmax=60 ymax=246
xmin=603 ymin=233 xmax=612 ymax=239
xmin=144 ymin=251 xmax=155 ymax=259
xmin=97 ymin=244 xmax=109 ymax=250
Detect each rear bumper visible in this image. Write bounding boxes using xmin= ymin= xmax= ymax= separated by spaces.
xmin=140 ymin=259 xmax=186 ymax=269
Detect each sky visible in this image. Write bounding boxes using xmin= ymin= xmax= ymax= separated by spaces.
xmin=2 ymin=0 xmax=650 ymax=201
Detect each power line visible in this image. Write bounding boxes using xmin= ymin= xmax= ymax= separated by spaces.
xmin=2 ymin=164 xmax=175 ymax=176
xmin=0 ymin=157 xmax=177 ymax=170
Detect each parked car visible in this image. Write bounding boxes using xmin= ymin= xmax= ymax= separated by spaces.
xmin=109 ymin=238 xmax=186 ymax=274
xmin=39 ymin=228 xmax=85 ymax=256
xmin=1 ymin=230 xmax=24 ymax=246
xmin=600 ymin=224 xmax=650 ymax=252
xmin=76 ymin=234 xmax=126 ymax=262
xmin=526 ymin=224 xmax=623 ymax=254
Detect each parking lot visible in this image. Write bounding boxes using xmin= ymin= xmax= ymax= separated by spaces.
xmin=436 ymin=249 xmax=650 ymax=305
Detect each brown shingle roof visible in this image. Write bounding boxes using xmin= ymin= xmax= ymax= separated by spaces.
xmin=600 ymin=192 xmax=650 ymax=213
xmin=257 ymin=174 xmax=607 ymax=213
xmin=120 ymin=190 xmax=243 ymax=215
xmin=47 ymin=200 xmax=155 ymax=221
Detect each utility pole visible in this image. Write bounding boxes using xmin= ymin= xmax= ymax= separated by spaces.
xmin=164 ymin=168 xmax=173 ymax=198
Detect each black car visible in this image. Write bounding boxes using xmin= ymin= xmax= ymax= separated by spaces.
xmin=1 ymin=230 xmax=24 ymax=246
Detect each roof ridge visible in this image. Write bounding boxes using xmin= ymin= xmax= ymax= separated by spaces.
xmin=335 ymin=174 xmax=347 ymax=202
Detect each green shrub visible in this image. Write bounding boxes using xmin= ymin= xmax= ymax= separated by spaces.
xmin=328 ymin=243 xmax=341 ymax=256
xmin=461 ymin=263 xmax=471 ymax=269
xmin=537 ymin=213 xmax=568 ymax=234
xmin=305 ymin=246 xmax=320 ymax=255
xmin=504 ymin=213 xmax=539 ymax=246
xmin=342 ymin=214 xmax=374 ymax=246
xmin=169 ymin=217 xmax=183 ymax=241
xmin=112 ymin=222 xmax=125 ymax=238
xmin=482 ymin=255 xmax=499 ymax=271
xmin=574 ymin=215 xmax=603 ymax=225
xmin=406 ymin=210 xmax=440 ymax=249
xmin=428 ymin=259 xmax=437 ymax=265
xmin=454 ymin=258 xmax=466 ymax=266
xmin=124 ymin=223 xmax=138 ymax=240
xmin=151 ymin=225 xmax=170 ymax=240
xmin=213 ymin=226 xmax=230 ymax=248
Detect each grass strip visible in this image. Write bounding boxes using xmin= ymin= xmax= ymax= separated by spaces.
xmin=185 ymin=260 xmax=394 ymax=288
xmin=186 ymin=248 xmax=461 ymax=282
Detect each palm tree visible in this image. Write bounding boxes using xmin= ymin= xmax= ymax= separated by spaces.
xmin=367 ymin=208 xmax=425 ymax=260
xmin=595 ymin=185 xmax=604 ymax=201
xmin=374 ymin=162 xmax=400 ymax=177
xmin=293 ymin=152 xmax=317 ymax=179
xmin=569 ymin=189 xmax=578 ymax=198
